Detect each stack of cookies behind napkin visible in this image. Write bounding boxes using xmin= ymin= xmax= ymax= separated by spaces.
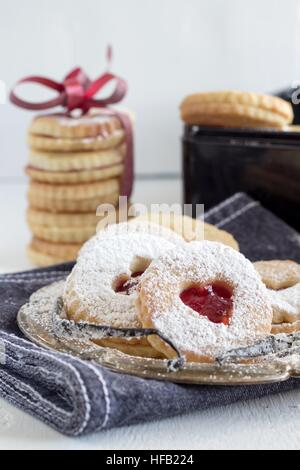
xmin=26 ymin=113 xmax=127 ymax=266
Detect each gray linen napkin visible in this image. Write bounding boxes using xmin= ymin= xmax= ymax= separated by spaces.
xmin=0 ymin=193 xmax=299 ymax=436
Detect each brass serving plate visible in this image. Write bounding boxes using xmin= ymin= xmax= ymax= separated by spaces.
xmin=17 ymin=281 xmax=300 ymax=386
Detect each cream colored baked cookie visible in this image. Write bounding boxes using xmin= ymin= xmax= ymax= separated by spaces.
xmin=26 ymin=164 xmax=124 ymax=184
xmin=255 ymin=260 xmax=300 ymax=331
xmin=28 ymin=179 xmax=120 ymax=212
xmin=28 ymin=131 xmax=125 ymax=152
xmin=28 ymin=179 xmax=119 ymax=201
xmin=27 ymin=208 xmax=99 ymax=228
xmin=132 ymin=213 xmax=239 ymax=250
xmin=180 ymin=91 xmax=293 ymax=128
xmin=26 ymin=145 xmax=125 ymax=183
xmin=28 ymin=146 xmax=125 ymax=172
xmin=29 ymin=112 xmax=124 ymax=139
xmin=28 ymin=223 xmax=96 ymax=243
xmin=64 ymin=226 xmax=183 ymax=358
xmin=28 ymin=238 xmax=81 ymax=267
xmin=138 ymin=241 xmax=272 ymax=362
xmin=30 ymin=237 xmax=80 ymax=258
xmin=28 ymin=193 xmax=120 ymax=213
xmin=268 ymin=284 xmax=300 ymax=324
xmin=30 ymin=179 xmax=120 ymax=201
xmin=27 ymin=247 xmax=63 ymax=267
xmin=254 ymin=260 xmax=300 ymax=290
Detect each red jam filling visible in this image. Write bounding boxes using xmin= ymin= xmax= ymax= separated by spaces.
xmin=115 ymin=272 xmax=144 ymax=295
xmin=180 ymin=284 xmax=233 ymax=325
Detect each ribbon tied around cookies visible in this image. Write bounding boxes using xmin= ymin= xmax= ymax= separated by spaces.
xmin=9 ymin=47 xmax=134 ymax=198
xmin=9 ymin=67 xmax=128 ymax=114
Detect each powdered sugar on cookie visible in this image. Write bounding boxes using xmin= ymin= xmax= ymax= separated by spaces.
xmin=138 ymin=241 xmax=273 ymax=361
xmin=254 ymin=260 xmax=300 ymax=290
xmin=269 ymin=284 xmax=300 ymax=324
xmin=64 ymin=230 xmax=181 ymax=328
xmin=94 ymin=220 xmax=184 ymax=246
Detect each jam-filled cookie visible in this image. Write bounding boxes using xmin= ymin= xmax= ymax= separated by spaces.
xmin=254 ymin=260 xmax=300 ymax=334
xmin=138 ymin=241 xmax=273 ymax=362
xmin=64 ymin=223 xmax=183 ymax=358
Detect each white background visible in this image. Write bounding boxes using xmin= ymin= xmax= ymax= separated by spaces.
xmin=1 ymin=0 xmax=300 ymax=179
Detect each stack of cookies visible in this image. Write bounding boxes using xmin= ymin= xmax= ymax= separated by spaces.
xmin=26 ymin=112 xmax=128 ymax=266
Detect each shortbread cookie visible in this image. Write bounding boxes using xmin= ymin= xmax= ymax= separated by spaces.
xmin=180 ymin=91 xmax=293 ymax=128
xmin=28 ymin=179 xmax=119 ymax=201
xmin=132 ymin=213 xmax=239 ymax=250
xmin=30 ymin=237 xmax=80 ymax=258
xmin=28 ymin=146 xmax=125 ymax=172
xmin=254 ymin=259 xmax=300 ymax=330
xmin=64 ymin=229 xmax=182 ymax=358
xmin=26 ymin=164 xmax=124 ymax=184
xmin=254 ymin=260 xmax=300 ymax=290
xmin=28 ymin=179 xmax=120 ymax=212
xmin=29 ymin=113 xmax=124 ymax=139
xmin=138 ymin=241 xmax=272 ymax=362
xmin=28 ymin=223 xmax=96 ymax=243
xmin=27 ymin=247 xmax=63 ymax=267
xmin=28 ymin=193 xmax=119 ymax=213
xmin=27 ymin=209 xmax=99 ymax=228
xmin=28 ymin=131 xmax=125 ymax=152
xmin=268 ymin=284 xmax=300 ymax=324
xmin=28 ymin=238 xmax=81 ymax=267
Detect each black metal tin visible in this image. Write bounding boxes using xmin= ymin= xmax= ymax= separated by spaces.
xmin=183 ymin=126 xmax=300 ymax=230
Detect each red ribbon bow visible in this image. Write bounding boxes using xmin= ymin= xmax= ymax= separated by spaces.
xmin=9 ymin=67 xmax=128 ymax=114
xmin=10 ymin=53 xmax=134 ymax=198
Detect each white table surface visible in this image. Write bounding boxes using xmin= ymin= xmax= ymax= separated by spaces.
xmin=0 ymin=178 xmax=300 ymax=450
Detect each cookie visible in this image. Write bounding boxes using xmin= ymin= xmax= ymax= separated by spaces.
xmin=26 ymin=164 xmax=124 ymax=184
xmin=254 ymin=260 xmax=300 ymax=330
xmin=137 ymin=241 xmax=272 ymax=362
xmin=254 ymin=260 xmax=300 ymax=290
xmin=30 ymin=237 xmax=81 ymax=258
xmin=27 ymin=247 xmax=63 ymax=267
xmin=26 ymin=145 xmax=125 ymax=183
xmin=29 ymin=112 xmax=124 ymax=139
xmin=28 ymin=146 xmax=125 ymax=172
xmin=28 ymin=131 xmax=125 ymax=152
xmin=28 ymin=179 xmax=120 ymax=212
xmin=268 ymin=284 xmax=300 ymax=324
xmin=28 ymin=223 xmax=96 ymax=243
xmin=271 ymin=320 xmax=300 ymax=335
xmin=28 ymin=193 xmax=120 ymax=213
xmin=180 ymin=91 xmax=293 ymax=128
xmin=27 ymin=208 xmax=99 ymax=228
xmin=28 ymin=238 xmax=81 ymax=267
xmin=64 ymin=227 xmax=182 ymax=358
xmin=29 ymin=179 xmax=120 ymax=201
xmin=132 ymin=213 xmax=239 ymax=250
xmin=28 ymin=179 xmax=119 ymax=201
